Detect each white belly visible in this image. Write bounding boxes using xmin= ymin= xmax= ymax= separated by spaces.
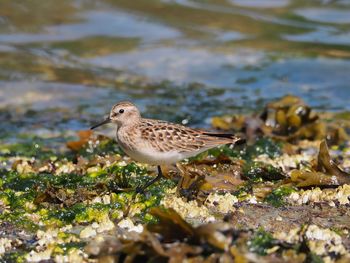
xmin=116 ymin=129 xmax=211 ymax=165
xmin=120 ymin=145 xmax=185 ymax=165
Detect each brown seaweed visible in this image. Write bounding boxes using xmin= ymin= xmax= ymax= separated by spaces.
xmin=66 ymin=130 xmax=94 ymax=152
xmin=86 ymin=207 xmax=348 ymax=262
xmin=86 ymin=208 xmax=239 ymax=262
xmin=176 ymin=161 xmax=244 ymax=200
xmin=212 ymin=95 xmax=350 ymax=144
xmin=147 ymin=207 xmax=195 ymax=242
xmin=291 ymin=141 xmax=350 ymax=187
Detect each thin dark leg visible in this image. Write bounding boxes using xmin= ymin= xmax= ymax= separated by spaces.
xmin=136 ymin=165 xmax=163 ymax=193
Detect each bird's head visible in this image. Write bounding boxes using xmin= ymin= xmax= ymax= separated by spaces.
xmin=91 ymin=101 xmax=141 ymax=130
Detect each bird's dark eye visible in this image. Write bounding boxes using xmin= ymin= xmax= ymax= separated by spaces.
xmin=119 ymin=109 xmax=124 ymax=114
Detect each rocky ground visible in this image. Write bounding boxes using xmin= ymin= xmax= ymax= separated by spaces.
xmin=0 ymin=96 xmax=349 ymax=262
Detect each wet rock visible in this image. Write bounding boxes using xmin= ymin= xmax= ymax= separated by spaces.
xmin=227 ymin=203 xmax=350 ymax=233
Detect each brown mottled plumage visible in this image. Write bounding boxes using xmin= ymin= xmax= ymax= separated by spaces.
xmin=91 ymin=101 xmax=243 ymax=192
xmin=138 ymin=119 xmax=238 ymax=153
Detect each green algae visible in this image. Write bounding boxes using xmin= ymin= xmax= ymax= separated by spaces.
xmin=55 ymin=242 xmax=86 ymax=255
xmin=136 ymin=181 xmax=176 ymax=223
xmin=306 ymin=253 xmax=325 ymax=263
xmin=2 ymin=171 xmax=96 ymax=191
xmin=41 ymin=202 xmax=117 ymax=226
xmin=0 ymin=136 xmax=65 ymax=161
xmin=0 ymin=212 xmax=39 ymax=232
xmin=1 ymin=251 xmax=27 ymax=263
xmin=0 ymin=159 xmax=176 ymax=235
xmin=2 ymin=162 xmax=143 ymax=192
xmin=243 ymin=162 xmax=285 ymax=181
xmin=107 ymin=162 xmax=147 ymax=190
xmin=194 ymin=138 xmax=282 ymax=162
xmin=333 ymin=111 xmax=350 ymax=121
xmin=249 ymin=228 xmax=276 ymax=256
xmin=264 ymin=186 xmax=297 ymax=207
xmin=243 ymin=138 xmax=283 ymax=159
xmin=232 ymin=185 xmax=252 ymax=199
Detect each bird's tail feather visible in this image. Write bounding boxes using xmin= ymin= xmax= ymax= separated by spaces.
xmin=202 ymin=132 xmax=245 ymax=145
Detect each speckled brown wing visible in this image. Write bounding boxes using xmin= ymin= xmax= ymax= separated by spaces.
xmin=139 ymin=119 xmax=241 ymax=153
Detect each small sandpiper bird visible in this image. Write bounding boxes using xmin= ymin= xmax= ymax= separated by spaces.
xmin=91 ymin=101 xmax=243 ymax=192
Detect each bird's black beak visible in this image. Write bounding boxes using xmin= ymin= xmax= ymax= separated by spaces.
xmin=90 ymin=117 xmax=111 ymax=130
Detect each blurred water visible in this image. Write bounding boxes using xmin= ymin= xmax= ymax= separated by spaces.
xmin=0 ymin=0 xmax=350 ymax=141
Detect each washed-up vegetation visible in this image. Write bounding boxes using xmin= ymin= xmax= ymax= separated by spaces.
xmin=0 ymin=95 xmax=349 ymax=262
